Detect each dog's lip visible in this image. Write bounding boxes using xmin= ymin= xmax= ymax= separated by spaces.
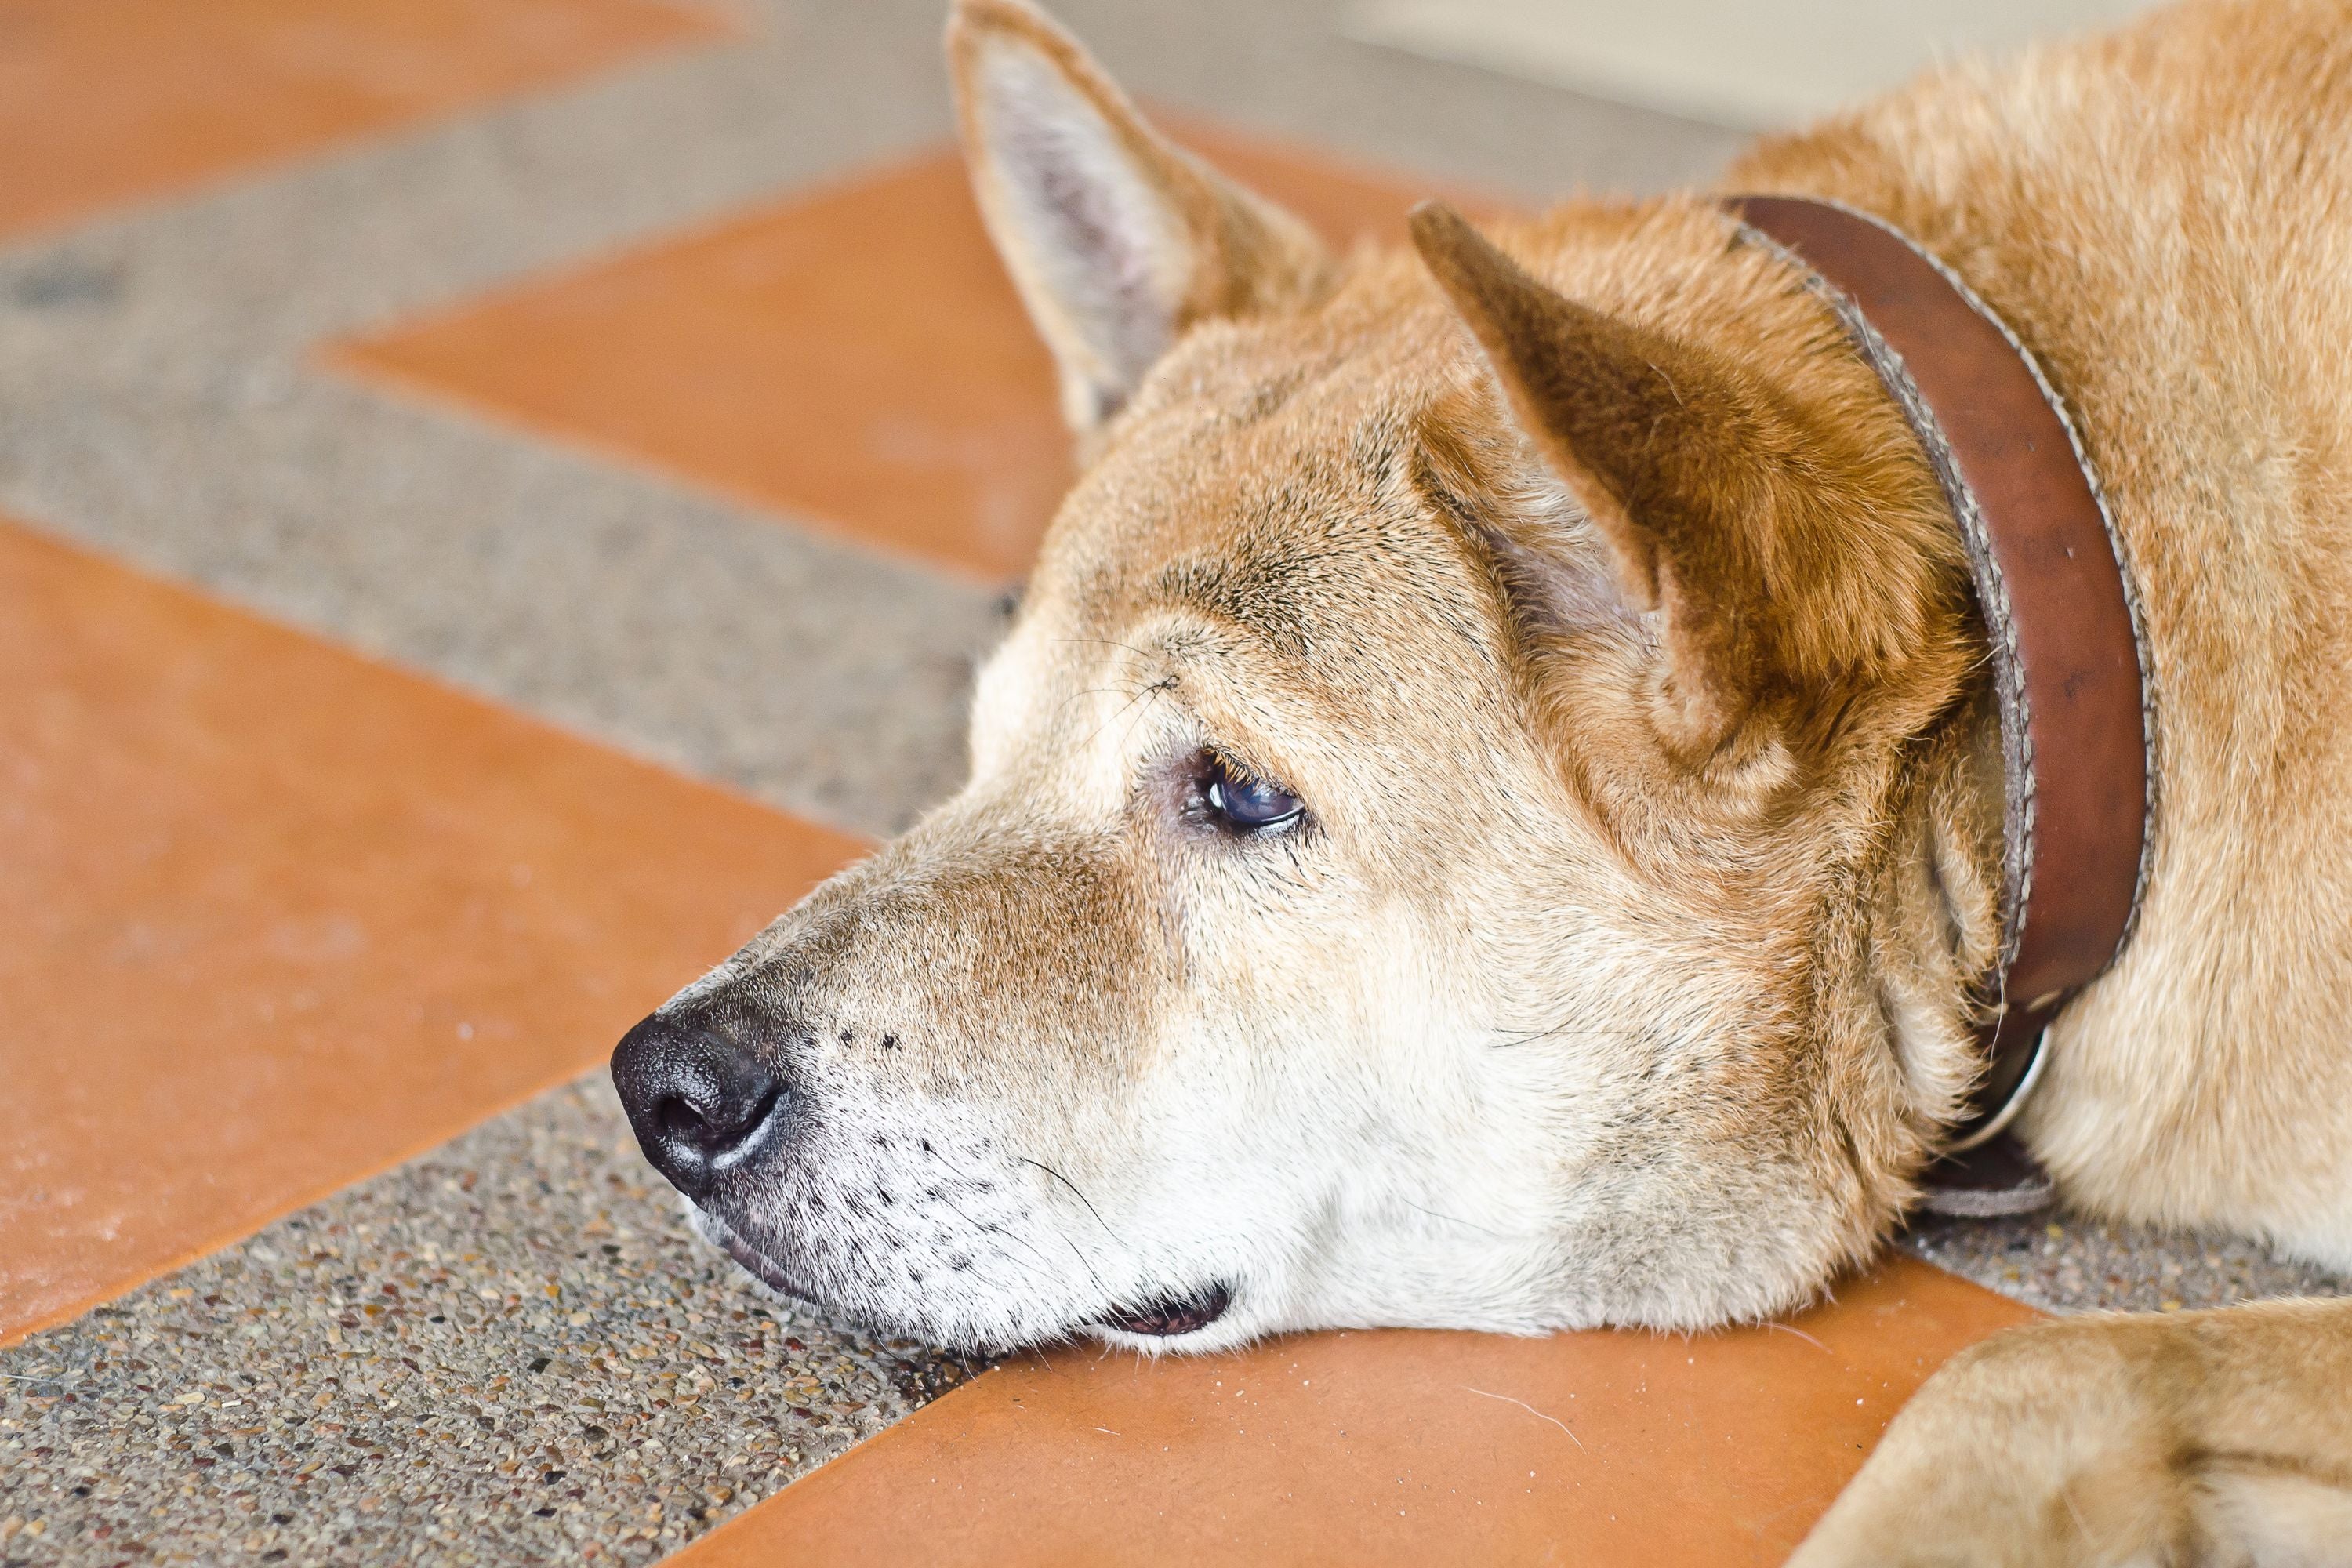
xmin=702 ymin=1213 xmax=822 ymax=1306
xmin=695 ymin=1207 xmax=1231 ymax=1343
xmin=1093 ymin=1283 xmax=1232 ymax=1338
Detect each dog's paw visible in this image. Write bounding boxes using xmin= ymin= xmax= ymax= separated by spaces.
xmin=1790 ymin=1300 xmax=2352 ymax=1568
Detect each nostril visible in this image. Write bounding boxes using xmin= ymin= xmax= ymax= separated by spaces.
xmin=656 ymin=1094 xmax=710 ymax=1145
xmin=655 ymin=1083 xmax=779 ymax=1159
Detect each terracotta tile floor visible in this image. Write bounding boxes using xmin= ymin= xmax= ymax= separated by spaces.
xmin=333 ymin=129 xmax=1474 ymax=582
xmin=0 ymin=0 xmax=728 ymax=244
xmin=0 ymin=517 xmax=862 ymax=1347
xmin=681 ymin=1258 xmax=2034 ymax=1568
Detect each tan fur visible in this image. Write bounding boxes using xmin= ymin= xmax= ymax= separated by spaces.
xmin=1791 ymin=1301 xmax=2352 ymax=1566
xmin=640 ymin=0 xmax=2352 ymax=1556
xmin=1730 ymin=0 xmax=2352 ymax=1263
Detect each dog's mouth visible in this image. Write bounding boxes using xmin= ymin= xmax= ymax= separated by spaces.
xmin=698 ymin=1206 xmax=1231 ymax=1343
xmin=701 ymin=1213 xmax=822 ymax=1306
xmin=1093 ymin=1283 xmax=1232 ymax=1338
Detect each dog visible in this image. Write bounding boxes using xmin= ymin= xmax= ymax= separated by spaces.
xmin=610 ymin=0 xmax=2352 ymax=1557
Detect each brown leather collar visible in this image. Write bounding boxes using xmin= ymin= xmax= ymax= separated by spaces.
xmin=1724 ymin=194 xmax=2152 ymax=1211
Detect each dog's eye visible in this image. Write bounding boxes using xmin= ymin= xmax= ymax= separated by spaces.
xmin=1200 ymin=755 xmax=1304 ymax=833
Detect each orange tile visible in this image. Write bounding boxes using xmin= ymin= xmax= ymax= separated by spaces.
xmin=0 ymin=518 xmax=862 ymax=1346
xmin=672 ymin=1257 xmax=2034 ymax=1568
xmin=0 ymin=0 xmax=728 ymax=243
xmin=333 ymin=128 xmax=1475 ymax=583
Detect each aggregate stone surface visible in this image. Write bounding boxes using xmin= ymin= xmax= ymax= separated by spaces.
xmin=0 ymin=1077 xmax=978 ymax=1567
xmin=1904 ymin=1209 xmax=2351 ymax=1316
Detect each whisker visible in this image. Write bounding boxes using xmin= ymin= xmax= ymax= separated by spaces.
xmin=1073 ymin=684 xmax=1157 ymax=751
xmin=930 ymin=1150 xmax=1114 ymax=1308
xmin=1018 ymin=1156 xmax=1132 ymax=1253
xmin=924 ymin=1152 xmax=1066 ymax=1283
xmin=1399 ymin=1197 xmax=1508 ymax=1238
xmin=1487 ymin=1022 xmax=1617 ymax=1049
xmin=1036 ymin=1212 xmax=1113 ymax=1301
xmin=1054 ymin=637 xmax=1159 ymax=663
xmin=1051 ymin=682 xmax=1152 ymax=725
xmin=1112 ymin=681 xmax=1175 ymax=754
xmin=938 ymin=1192 xmax=1058 ymax=1290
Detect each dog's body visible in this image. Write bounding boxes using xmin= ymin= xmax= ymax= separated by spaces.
xmin=1732 ymin=4 xmax=2352 ymax=1258
xmin=611 ymin=0 xmax=2352 ymax=1557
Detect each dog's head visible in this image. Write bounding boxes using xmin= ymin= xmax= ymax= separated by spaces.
xmin=612 ymin=0 xmax=2002 ymax=1352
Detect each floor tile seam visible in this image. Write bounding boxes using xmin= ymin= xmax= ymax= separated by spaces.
xmin=0 ymin=0 xmax=746 ymax=259
xmin=0 ymin=459 xmax=929 ymax=837
xmin=0 ymin=2 xmax=1743 ymax=370
xmin=2 ymin=1073 xmax=971 ymax=1564
xmin=318 ymin=345 xmax=1014 ymax=592
xmin=0 ymin=372 xmax=1000 ymax=840
xmin=0 ymin=1054 xmax=644 ymax=1353
xmin=0 ymin=34 xmax=956 ymax=358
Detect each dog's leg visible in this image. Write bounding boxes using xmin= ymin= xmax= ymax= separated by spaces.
xmin=1789 ymin=1296 xmax=2352 ymax=1566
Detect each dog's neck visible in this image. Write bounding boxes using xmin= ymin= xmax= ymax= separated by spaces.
xmin=1725 ymin=195 xmax=2151 ymax=1197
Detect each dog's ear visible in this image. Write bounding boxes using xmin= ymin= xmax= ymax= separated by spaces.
xmin=948 ymin=0 xmax=1333 ymax=435
xmin=1410 ymin=201 xmax=1957 ymax=760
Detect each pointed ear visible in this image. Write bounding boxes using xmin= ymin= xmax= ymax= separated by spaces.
xmin=948 ymin=0 xmax=1333 ymax=434
xmin=1410 ymin=201 xmax=1934 ymax=758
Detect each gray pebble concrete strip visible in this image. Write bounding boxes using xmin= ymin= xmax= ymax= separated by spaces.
xmin=0 ymin=1078 xmax=978 ymax=1567
xmin=1904 ymin=1211 xmax=2350 ymax=1317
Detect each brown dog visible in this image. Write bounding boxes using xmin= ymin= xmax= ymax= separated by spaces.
xmin=611 ymin=0 xmax=2352 ymax=1556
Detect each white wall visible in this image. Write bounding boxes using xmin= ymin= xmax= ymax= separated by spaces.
xmin=1347 ymin=0 xmax=2163 ymax=128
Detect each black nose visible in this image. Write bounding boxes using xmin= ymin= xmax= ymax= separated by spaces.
xmin=610 ymin=1009 xmax=784 ymax=1200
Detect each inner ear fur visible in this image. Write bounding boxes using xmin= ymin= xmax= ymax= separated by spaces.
xmin=948 ymin=0 xmax=1334 ymax=437
xmin=1409 ymin=201 xmax=1973 ymax=764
